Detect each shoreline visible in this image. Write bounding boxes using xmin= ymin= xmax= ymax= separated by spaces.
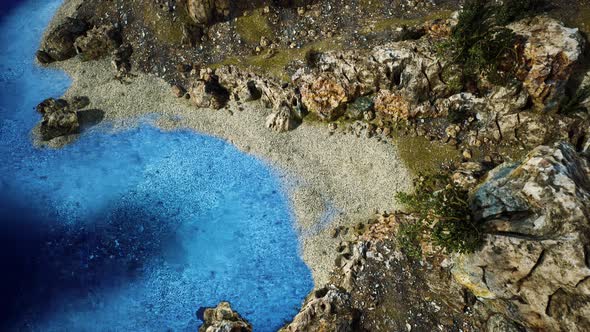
xmin=42 ymin=0 xmax=412 ymax=286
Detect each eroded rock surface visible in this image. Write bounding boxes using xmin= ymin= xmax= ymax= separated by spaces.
xmin=453 ymin=142 xmax=590 ymax=331
xmin=198 ymin=301 xmax=252 ymax=332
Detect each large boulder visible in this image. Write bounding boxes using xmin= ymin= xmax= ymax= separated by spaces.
xmin=509 ymin=16 xmax=585 ymax=112
xmin=198 ymin=301 xmax=252 ymax=332
xmin=37 ymin=17 xmax=88 ymax=63
xmin=452 ymin=142 xmax=590 ymax=331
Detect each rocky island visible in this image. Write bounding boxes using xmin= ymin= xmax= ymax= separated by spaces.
xmin=2 ymin=0 xmax=590 ymax=331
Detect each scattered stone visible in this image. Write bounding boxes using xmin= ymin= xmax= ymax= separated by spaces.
xmin=171 ymin=84 xmax=186 ymax=98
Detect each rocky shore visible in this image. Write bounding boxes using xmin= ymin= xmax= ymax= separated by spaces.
xmin=37 ymin=0 xmax=590 ymax=331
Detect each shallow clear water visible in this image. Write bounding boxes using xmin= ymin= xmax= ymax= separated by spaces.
xmin=0 ymin=1 xmax=312 ymax=331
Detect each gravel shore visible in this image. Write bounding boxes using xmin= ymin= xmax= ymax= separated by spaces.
xmin=42 ymin=0 xmax=412 ymax=285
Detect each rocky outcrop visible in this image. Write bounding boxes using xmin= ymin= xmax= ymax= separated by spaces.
xmin=188 ymin=66 xmax=303 ymax=131
xmin=279 ymin=286 xmax=360 ymax=332
xmin=294 ymin=35 xmax=446 ymax=121
xmin=37 ymin=17 xmax=88 ymax=64
xmin=452 ymin=142 xmax=590 ymax=331
xmin=509 ymin=16 xmax=585 ymax=112
xmin=198 ymin=301 xmax=252 ymax=332
xmin=186 ymin=0 xmax=230 ymax=26
xmin=74 ymin=24 xmax=121 ymax=61
xmin=189 ymin=69 xmax=230 ymax=109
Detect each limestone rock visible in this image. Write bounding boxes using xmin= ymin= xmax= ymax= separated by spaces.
xmin=509 ymin=16 xmax=585 ymax=112
xmin=299 ymin=74 xmax=348 ymax=120
xmin=452 ymin=142 xmax=590 ymax=331
xmin=266 ymin=106 xmax=298 ymax=132
xmin=74 ymin=24 xmax=121 ymax=61
xmin=189 ymin=70 xmax=230 ymax=109
xmin=279 ymin=286 xmax=359 ymax=332
xmin=38 ymin=17 xmax=88 ymax=63
xmin=198 ymin=301 xmax=252 ymax=332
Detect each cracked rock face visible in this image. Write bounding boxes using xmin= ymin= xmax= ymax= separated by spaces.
xmin=452 ymin=142 xmax=590 ymax=331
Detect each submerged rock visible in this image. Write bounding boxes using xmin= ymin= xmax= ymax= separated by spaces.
xmin=198 ymin=301 xmax=252 ymax=332
xmin=452 ymin=142 xmax=590 ymax=331
xmin=37 ymin=17 xmax=88 ymax=63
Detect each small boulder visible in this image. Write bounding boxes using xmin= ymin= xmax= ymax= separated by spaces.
xmin=198 ymin=302 xmax=252 ymax=332
xmin=36 ymin=98 xmax=80 ymax=141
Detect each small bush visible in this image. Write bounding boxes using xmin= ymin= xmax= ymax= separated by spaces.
xmin=439 ymin=0 xmax=546 ymax=90
xmin=395 ymin=174 xmax=482 ymax=258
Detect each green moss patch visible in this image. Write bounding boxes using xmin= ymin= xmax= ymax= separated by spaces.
xmin=236 ymin=10 xmax=273 ymax=44
xmin=141 ymin=2 xmax=192 ymax=45
xmin=214 ymin=39 xmax=342 ymax=81
xmin=365 ymin=10 xmax=453 ymax=34
xmin=393 ymin=135 xmax=461 ymax=176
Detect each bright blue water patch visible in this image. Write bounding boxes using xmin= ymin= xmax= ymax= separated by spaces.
xmin=0 ymin=1 xmax=313 ymax=331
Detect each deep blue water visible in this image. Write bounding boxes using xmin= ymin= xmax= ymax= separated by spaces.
xmin=0 ymin=1 xmax=312 ymax=331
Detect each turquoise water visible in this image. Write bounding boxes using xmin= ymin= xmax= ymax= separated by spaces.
xmin=0 ymin=1 xmax=312 ymax=331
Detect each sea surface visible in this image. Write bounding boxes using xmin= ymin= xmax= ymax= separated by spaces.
xmin=0 ymin=1 xmax=312 ymax=330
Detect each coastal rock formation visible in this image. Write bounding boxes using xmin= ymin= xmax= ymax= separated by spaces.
xmin=37 ymin=17 xmax=88 ymax=63
xmin=198 ymin=302 xmax=252 ymax=332
xmin=452 ymin=142 xmax=590 ymax=331
xmin=279 ymin=286 xmax=360 ymax=332
xmin=35 ymin=98 xmax=81 ymax=141
xmin=510 ymin=16 xmax=585 ymax=112
xmin=74 ymin=24 xmax=121 ymax=61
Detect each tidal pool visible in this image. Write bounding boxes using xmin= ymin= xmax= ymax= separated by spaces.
xmin=0 ymin=1 xmax=313 ymax=331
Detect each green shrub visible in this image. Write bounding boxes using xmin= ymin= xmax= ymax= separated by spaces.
xmin=495 ymin=0 xmax=548 ymax=26
xmin=439 ymin=0 xmax=546 ymax=90
xmin=395 ymin=174 xmax=482 ymax=257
